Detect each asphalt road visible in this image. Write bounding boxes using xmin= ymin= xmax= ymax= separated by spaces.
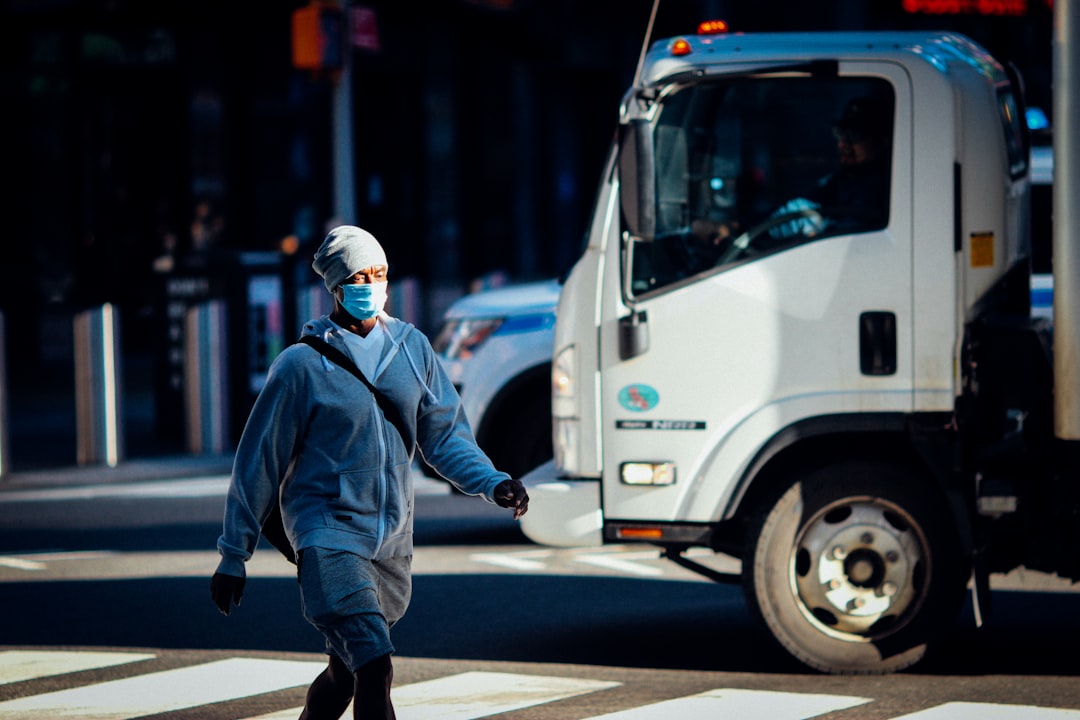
xmin=0 ymin=471 xmax=1078 ymax=719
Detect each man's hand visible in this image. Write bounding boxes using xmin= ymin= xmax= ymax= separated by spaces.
xmin=493 ymin=478 xmax=529 ymax=519
xmin=210 ymin=573 xmax=246 ymax=616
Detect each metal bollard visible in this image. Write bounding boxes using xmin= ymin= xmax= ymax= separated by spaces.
xmin=74 ymin=303 xmax=124 ymax=467
xmin=184 ymin=300 xmax=229 ymax=455
xmin=0 ymin=312 xmax=9 ymax=478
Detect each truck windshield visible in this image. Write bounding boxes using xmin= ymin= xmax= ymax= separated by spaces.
xmin=630 ymin=75 xmax=895 ymax=296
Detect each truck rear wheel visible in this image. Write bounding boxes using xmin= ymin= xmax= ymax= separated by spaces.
xmin=743 ymin=460 xmax=965 ymax=674
xmin=483 ymin=390 xmax=552 ymax=479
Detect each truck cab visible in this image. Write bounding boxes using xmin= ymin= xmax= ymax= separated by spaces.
xmin=521 ymin=28 xmax=1054 ymax=674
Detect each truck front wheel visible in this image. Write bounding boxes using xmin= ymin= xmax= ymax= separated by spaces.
xmin=743 ymin=461 xmax=965 ymax=674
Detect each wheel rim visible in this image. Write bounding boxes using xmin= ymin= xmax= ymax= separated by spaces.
xmin=790 ymin=496 xmax=930 ymax=640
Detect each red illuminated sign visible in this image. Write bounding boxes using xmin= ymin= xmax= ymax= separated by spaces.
xmin=902 ymin=0 xmax=1028 ymax=15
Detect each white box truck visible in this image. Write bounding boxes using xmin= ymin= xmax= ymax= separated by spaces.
xmin=520 ymin=11 xmax=1080 ymax=674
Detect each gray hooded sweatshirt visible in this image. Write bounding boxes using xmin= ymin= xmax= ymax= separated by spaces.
xmin=215 ymin=313 xmax=509 ymax=578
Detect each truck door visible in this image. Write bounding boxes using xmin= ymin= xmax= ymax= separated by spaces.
xmin=598 ymin=66 xmax=915 ymax=527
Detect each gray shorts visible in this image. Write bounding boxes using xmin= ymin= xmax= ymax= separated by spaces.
xmin=297 ymin=547 xmax=412 ymax=671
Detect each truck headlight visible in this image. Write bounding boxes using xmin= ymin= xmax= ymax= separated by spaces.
xmin=552 ymin=344 xmax=578 ymax=473
xmin=432 ymin=318 xmax=503 ymax=360
xmin=552 ymin=344 xmax=576 ymax=415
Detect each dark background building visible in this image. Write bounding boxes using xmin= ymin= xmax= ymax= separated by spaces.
xmin=0 ymin=0 xmax=1054 ymax=469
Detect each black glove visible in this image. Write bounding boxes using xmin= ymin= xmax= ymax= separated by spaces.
xmin=493 ymin=478 xmax=529 ymax=519
xmin=210 ymin=573 xmax=246 ymax=616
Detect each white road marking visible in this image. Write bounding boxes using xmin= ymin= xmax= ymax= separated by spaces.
xmin=245 ymin=670 xmax=620 ymax=720
xmin=580 ymin=688 xmax=871 ymax=719
xmin=894 ymin=702 xmax=1080 ymax=719
xmin=0 ymin=477 xmax=230 ymax=503
xmin=469 ymin=549 xmax=553 ymax=571
xmin=0 ymin=471 xmax=447 ymax=503
xmin=468 ymin=546 xmax=722 ymax=578
xmin=574 ymin=550 xmax=664 ymax=577
xmin=3 ymin=652 xmax=1080 ymax=720
xmin=395 ymin=671 xmax=620 ymax=719
xmin=0 ymin=651 xmax=155 ymax=686
xmin=0 ymin=657 xmax=325 ymax=719
xmin=0 ymin=557 xmax=46 ymax=570
xmin=0 ymin=551 xmax=117 ymax=572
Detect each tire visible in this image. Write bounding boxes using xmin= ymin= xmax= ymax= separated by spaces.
xmin=743 ymin=460 xmax=966 ymax=674
xmin=484 ymin=391 xmax=553 ymax=479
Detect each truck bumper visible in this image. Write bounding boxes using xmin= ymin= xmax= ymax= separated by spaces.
xmin=518 ymin=460 xmax=603 ymax=547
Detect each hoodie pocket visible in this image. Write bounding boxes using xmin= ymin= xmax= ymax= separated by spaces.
xmin=326 ymin=467 xmax=382 ymax=535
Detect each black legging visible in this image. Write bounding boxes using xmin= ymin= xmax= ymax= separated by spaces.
xmin=300 ymin=652 xmax=395 ymax=720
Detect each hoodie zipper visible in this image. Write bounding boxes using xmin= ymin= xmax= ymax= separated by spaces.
xmin=307 ymin=318 xmax=420 ymax=557
xmin=371 ymin=388 xmax=389 ymax=556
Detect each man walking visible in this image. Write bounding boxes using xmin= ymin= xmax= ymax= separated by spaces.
xmin=210 ymin=225 xmax=529 ymax=719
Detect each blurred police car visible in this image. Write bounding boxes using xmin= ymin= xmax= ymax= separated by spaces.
xmin=433 ymin=279 xmax=560 ymax=479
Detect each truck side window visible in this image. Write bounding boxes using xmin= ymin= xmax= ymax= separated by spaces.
xmin=997 ymin=87 xmax=1028 ymax=180
xmin=630 ymin=76 xmax=895 ymax=296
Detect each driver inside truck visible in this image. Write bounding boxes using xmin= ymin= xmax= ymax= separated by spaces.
xmin=769 ymin=95 xmax=893 ymax=240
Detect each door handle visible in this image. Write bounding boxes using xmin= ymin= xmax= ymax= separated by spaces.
xmin=619 ymin=310 xmax=649 ymax=361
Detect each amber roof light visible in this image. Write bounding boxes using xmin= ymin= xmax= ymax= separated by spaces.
xmin=698 ymin=19 xmax=730 ymax=35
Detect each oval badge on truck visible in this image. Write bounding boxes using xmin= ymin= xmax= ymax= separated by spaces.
xmin=618 ymin=384 xmax=659 ymax=412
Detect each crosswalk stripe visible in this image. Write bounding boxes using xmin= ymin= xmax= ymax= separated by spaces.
xmin=0 ymin=557 xmax=47 ymax=570
xmin=579 ymin=687 xmax=872 ymax=720
xmin=243 ymin=670 xmax=621 ymax=720
xmin=0 ymin=657 xmax=326 ymax=719
xmin=0 ymin=470 xmax=446 ymax=504
xmin=0 ymin=651 xmax=155 ymax=686
xmin=0 ymin=551 xmax=117 ymax=573
xmin=3 ymin=651 xmax=1079 ymax=720
xmin=893 ymin=702 xmax=1080 ymax=719
xmin=396 ymin=671 xmax=620 ymax=719
xmin=0 ymin=477 xmax=231 ymax=503
xmin=469 ymin=549 xmax=553 ymax=571
xmin=573 ymin=550 xmax=664 ymax=577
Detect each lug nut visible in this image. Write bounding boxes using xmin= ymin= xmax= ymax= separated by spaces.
xmin=832 ymin=546 xmax=847 ymax=560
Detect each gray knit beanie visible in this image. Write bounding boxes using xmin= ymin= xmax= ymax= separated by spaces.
xmin=311 ymin=225 xmax=388 ymax=292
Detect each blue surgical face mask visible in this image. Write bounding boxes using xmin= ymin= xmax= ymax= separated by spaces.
xmin=339 ymin=282 xmax=388 ymax=321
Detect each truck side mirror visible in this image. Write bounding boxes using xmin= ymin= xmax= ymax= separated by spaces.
xmin=619 ymin=119 xmax=656 ymax=241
